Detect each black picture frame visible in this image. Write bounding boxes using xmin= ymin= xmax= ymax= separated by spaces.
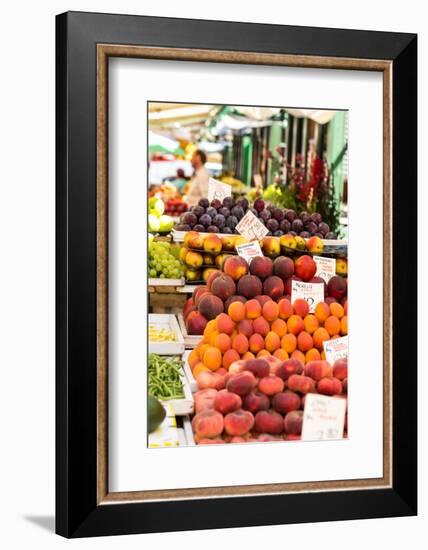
xmin=56 ymin=10 xmax=417 ymax=538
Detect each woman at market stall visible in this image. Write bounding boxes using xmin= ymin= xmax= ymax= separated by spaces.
xmin=185 ymin=150 xmax=210 ymax=205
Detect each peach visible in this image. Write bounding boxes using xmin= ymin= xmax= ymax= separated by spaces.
xmin=237 ymin=319 xmax=253 ymax=338
xmin=333 ymin=358 xmax=348 ymax=380
xmin=203 ymin=234 xmax=222 ymax=253
xmin=291 ymin=350 xmax=306 ymax=364
xmin=222 ymin=349 xmax=240 ymax=369
xmin=305 ymin=348 xmax=321 ymax=362
xmin=265 ymin=331 xmax=281 ymax=352
xmin=198 ymin=294 xmax=224 ymax=320
xmin=232 ymin=333 xmax=249 ymax=354
xmin=245 ymin=299 xmax=262 ymax=319
xmin=304 ymin=360 xmax=333 ymax=380
xmin=249 ymin=333 xmax=265 ymax=354
xmin=325 ymin=296 xmax=337 ymax=305
xmin=317 ymin=377 xmax=342 ymax=396
xmin=186 ymin=311 xmax=208 ymax=335
xmin=278 ymin=298 xmax=294 ymax=320
xmin=281 ymin=333 xmax=297 ymax=353
xmin=330 ymin=302 xmax=344 ymax=319
xmin=254 ymin=410 xmax=284 ymax=434
xmin=293 ymin=298 xmax=310 ymax=318
xmin=193 ymin=287 xmax=211 ymax=308
xmin=204 ymin=252 xmax=216 ymax=264
xmin=263 ymin=355 xmax=283 ymax=374
xmin=224 ymin=295 xmax=247 ymax=312
xmin=197 ymin=370 xmax=224 ymax=390
xmin=324 ymin=315 xmax=341 ymax=336
xmin=179 ymin=246 xmax=190 ymax=263
xmin=280 ymin=234 xmax=297 ymax=250
xmin=294 ymin=255 xmax=317 ymax=281
xmin=273 ymin=256 xmax=294 ymax=280
xmin=206 ymin=269 xmax=222 ymax=291
xmin=254 ymin=294 xmax=272 ymax=307
xmin=314 ymin=302 xmax=330 ymax=323
xmin=221 ymin=235 xmax=236 ymax=252
xmin=214 ymin=389 xmax=242 ymax=414
xmin=306 ymin=236 xmax=324 ymax=254
xmin=263 ymin=276 xmax=285 ymax=301
xmin=245 ymin=358 xmax=270 ymax=378
xmin=224 ymin=409 xmax=255 ymax=436
xmin=193 ymin=363 xmax=209 ymax=378
xmin=192 ymin=409 xmax=224 ymax=438
xmin=327 ymin=276 xmax=347 ymax=300
xmin=271 ymin=318 xmax=287 ymax=337
xmin=262 ymin=236 xmax=281 ymax=258
xmin=202 ymin=346 xmax=223 ymax=371
xmin=216 ymin=313 xmax=235 ymax=335
xmin=262 ymin=300 xmax=279 ymax=322
xmin=287 ymin=315 xmax=305 ymax=335
xmin=216 ymin=367 xmax=228 ymax=376
xmin=287 ymin=374 xmax=316 ymax=394
xmin=253 ymin=316 xmax=270 ymax=336
xmin=303 ymin=314 xmax=319 ymax=334
xmin=226 ymin=371 xmax=256 ymax=396
xmin=211 ymin=274 xmax=236 ymax=301
xmin=341 ymin=315 xmax=348 ymax=335
xmin=223 ymin=256 xmax=249 ymax=281
xmin=258 ymin=375 xmax=284 ymax=396
xmin=272 ymin=391 xmax=301 ymax=414
xmin=297 ymin=331 xmax=313 ymax=352
xmin=273 ymin=349 xmax=289 ymax=361
xmin=276 ymin=358 xmax=304 ymax=381
xmin=237 ymin=274 xmax=263 ymax=299
xmin=313 ymin=327 xmax=330 ymax=350
xmin=183 ymin=296 xmax=196 ymax=317
xmin=249 ymin=256 xmax=273 ymax=280
xmin=228 ymin=360 xmax=247 ymax=374
xmin=202 ymin=268 xmax=218 ymax=282
xmin=194 ymin=388 xmax=218 ymax=413
xmin=184 ymin=231 xmax=203 ymax=249
xmin=284 ymin=410 xmax=303 ymax=434
xmin=214 ymin=333 xmax=232 ymax=353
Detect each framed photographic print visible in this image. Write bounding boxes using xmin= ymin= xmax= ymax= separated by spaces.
xmin=56 ymin=11 xmax=417 ymax=538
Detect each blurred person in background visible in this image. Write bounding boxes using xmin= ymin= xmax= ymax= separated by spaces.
xmin=185 ymin=150 xmax=210 ymax=205
xmin=166 ymin=168 xmax=188 ymax=194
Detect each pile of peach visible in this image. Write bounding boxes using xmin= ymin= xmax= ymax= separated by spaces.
xmin=188 ymin=296 xmax=348 ymax=374
xmin=191 ymin=355 xmax=348 ymax=444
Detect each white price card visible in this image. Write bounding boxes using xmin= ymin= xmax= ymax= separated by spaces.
xmin=291 ymin=280 xmax=324 ymax=313
xmin=301 ymin=393 xmax=346 ymax=441
xmin=236 ymin=210 xmax=269 ymax=241
xmin=235 ymin=241 xmax=263 ymax=265
xmin=314 ymin=256 xmax=336 ymax=283
xmin=323 ymin=336 xmax=348 ymax=366
xmin=207 ymin=177 xmax=232 ymax=202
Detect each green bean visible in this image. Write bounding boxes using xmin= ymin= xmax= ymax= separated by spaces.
xmin=148 ymin=354 xmax=185 ymax=400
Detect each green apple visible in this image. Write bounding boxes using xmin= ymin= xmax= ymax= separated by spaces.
xmin=158 ymin=215 xmax=173 ymax=233
xmin=148 ymin=214 xmax=160 ymax=232
xmin=149 ymin=197 xmax=164 ymax=217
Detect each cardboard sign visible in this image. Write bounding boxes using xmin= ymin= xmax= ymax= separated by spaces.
xmin=236 ymin=210 xmax=269 ymax=241
xmin=314 ymin=256 xmax=336 ymax=283
xmin=301 ymin=393 xmax=346 ymax=441
xmin=207 ymin=177 xmax=232 ymax=202
xmin=235 ymin=241 xmax=263 ymax=265
xmin=323 ymin=336 xmax=348 ymax=366
xmin=291 ymin=280 xmax=324 ymax=313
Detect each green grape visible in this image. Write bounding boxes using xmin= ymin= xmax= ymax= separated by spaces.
xmin=149 ymin=269 xmax=157 ymax=277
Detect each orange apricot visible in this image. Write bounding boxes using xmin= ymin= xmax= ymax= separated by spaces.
xmin=253 ymin=316 xmax=270 ymax=336
xmin=228 ymin=301 xmax=246 ymax=322
xmin=188 ymin=349 xmax=200 ymax=368
xmin=197 ymin=343 xmax=211 ymax=360
xmin=291 ymin=350 xmax=306 ymax=365
xmin=222 ymin=349 xmax=240 ymax=369
xmin=297 ymin=331 xmax=313 ymax=352
xmin=329 ymin=302 xmax=344 ymax=319
xmin=341 ymin=315 xmax=348 ymax=335
xmin=273 ymin=349 xmax=289 ymax=361
xmin=265 ymin=331 xmax=281 ymax=352
xmin=203 ymin=346 xmax=222 ymax=371
xmin=257 ymin=349 xmax=271 ymax=358
xmin=314 ymin=302 xmax=330 ymax=323
xmin=271 ymin=318 xmax=288 ymax=337
xmin=324 ymin=315 xmax=341 ymax=336
xmin=209 ymin=330 xmax=220 ymax=346
xmin=216 ymin=313 xmax=235 ymax=335
xmin=305 ymin=348 xmax=321 ymax=362
xmin=303 ymin=314 xmax=319 ymax=334
xmin=232 ymin=333 xmax=249 ymax=354
xmin=293 ymin=298 xmax=310 ymax=317
xmin=262 ymin=300 xmax=279 ymax=322
xmin=193 ymin=362 xmax=210 ymax=377
xmin=214 ymin=333 xmax=232 ymax=353
xmin=287 ymin=314 xmax=305 ymax=335
xmin=242 ymin=351 xmax=255 ymax=361
xmin=245 ymin=299 xmax=262 ymax=320
xmin=248 ymin=333 xmax=265 ymax=354
xmin=278 ymin=298 xmax=294 ymax=320
xmin=281 ymin=333 xmax=297 ymax=353
xmin=313 ymin=327 xmax=330 ymax=350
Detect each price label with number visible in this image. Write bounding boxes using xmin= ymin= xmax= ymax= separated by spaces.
xmin=313 ymin=256 xmax=336 ymax=283
xmin=207 ymin=177 xmax=232 ymax=202
xmin=301 ymin=393 xmax=347 ymax=441
xmin=235 ymin=241 xmax=263 ymax=265
xmin=323 ymin=336 xmax=348 ymax=366
xmin=236 ymin=210 xmax=269 ymax=241
xmin=291 ymin=280 xmax=324 ymax=313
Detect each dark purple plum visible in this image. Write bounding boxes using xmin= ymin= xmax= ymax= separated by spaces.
xmin=226 ymin=215 xmax=238 ymax=230
xmin=272 ymin=208 xmax=285 ymax=222
xmin=183 ymin=212 xmax=197 ymax=227
xmin=325 ymin=232 xmax=337 ymax=240
xmin=213 ymin=214 xmax=226 ymax=228
xmin=274 ymin=230 xmax=283 ymax=237
xmin=175 ymin=224 xmax=191 ymax=231
xmin=285 ymin=209 xmax=297 ymax=223
xmin=222 ymin=196 xmax=235 ymax=209
xmin=219 ymin=207 xmax=230 ymax=218
xmin=280 ymin=219 xmax=291 ymax=233
xmin=253 ymin=198 xmax=265 ymax=212
xmin=318 ymin=222 xmax=330 ymax=235
xmin=207 ymin=225 xmax=219 ymax=233
xmin=310 ymin=212 xmax=322 ymax=224
xmin=314 ymin=232 xmax=324 ymax=238
xmin=266 ymin=219 xmax=279 ymax=232
xmin=236 ymin=198 xmax=249 ymax=210
xmin=299 ymin=231 xmax=311 ymax=238
xmin=199 ymin=214 xmax=212 ymax=227
xmin=222 ymin=226 xmax=233 ymax=234
xmin=249 ymin=207 xmax=258 ymax=216
xmin=291 ymin=219 xmax=304 ymax=233
xmin=289 ymin=231 xmax=297 ymax=236
xmin=305 ymin=221 xmax=317 ymax=234
xmin=267 ymin=204 xmax=276 ymax=213
xmin=206 ymin=207 xmax=217 ymax=218
xmin=199 ymin=198 xmax=209 ymax=208
xmin=210 ymin=199 xmax=222 ymax=209
xmin=192 ymin=205 xmax=205 ymax=218
xmin=260 ymin=209 xmax=271 ymax=222
xmin=231 ymin=206 xmax=244 ymax=220
xmin=193 ymin=224 xmax=205 ymax=232
xmin=299 ymin=211 xmax=310 ymax=224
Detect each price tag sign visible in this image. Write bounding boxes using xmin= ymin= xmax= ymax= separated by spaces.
xmin=301 ymin=393 xmax=346 ymax=441
xmin=291 ymin=280 xmax=324 ymax=313
xmin=236 ymin=210 xmax=269 ymax=241
xmin=235 ymin=241 xmax=263 ymax=265
xmin=207 ymin=177 xmax=232 ymax=202
xmin=323 ymin=336 xmax=348 ymax=366
xmin=314 ymin=256 xmax=336 ymax=283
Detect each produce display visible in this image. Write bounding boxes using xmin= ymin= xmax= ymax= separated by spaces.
xmin=148 ymin=197 xmax=174 ymax=234
xmin=148 ymin=240 xmax=185 ymax=279
xmin=164 ymin=197 xmax=188 ymax=216
xmin=149 ymin=324 xmax=177 ymax=342
xmin=148 ymin=354 xmax=185 ymax=400
xmin=175 ymin=197 xmax=337 ymax=239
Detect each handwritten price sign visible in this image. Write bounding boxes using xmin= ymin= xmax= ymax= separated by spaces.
xmin=301 ymin=393 xmax=346 ymax=441
xmin=291 ymin=280 xmax=324 ymax=313
xmin=236 ymin=210 xmax=269 ymax=241
xmin=314 ymin=256 xmax=336 ymax=283
xmin=207 ymin=178 xmax=232 ymax=203
xmin=235 ymin=241 xmax=263 ymax=265
xmin=323 ymin=336 xmax=348 ymax=366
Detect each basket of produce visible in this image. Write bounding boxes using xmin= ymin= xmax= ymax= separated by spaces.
xmin=148 ymin=314 xmax=185 ymax=355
